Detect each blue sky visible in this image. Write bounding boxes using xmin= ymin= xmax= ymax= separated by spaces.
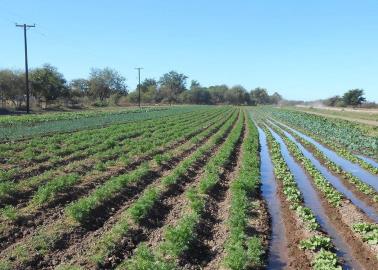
xmin=1 ymin=0 xmax=378 ymax=101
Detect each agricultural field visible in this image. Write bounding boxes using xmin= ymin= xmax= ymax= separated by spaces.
xmin=0 ymin=105 xmax=377 ymax=270
xmin=288 ymin=106 xmax=378 ymax=127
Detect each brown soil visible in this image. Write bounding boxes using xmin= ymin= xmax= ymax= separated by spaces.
xmin=275 ymin=181 xmax=313 ymax=270
xmin=313 ymin=190 xmax=378 ymax=269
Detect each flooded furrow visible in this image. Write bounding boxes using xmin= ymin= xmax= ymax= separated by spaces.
xmin=268 ymin=127 xmax=362 ymax=270
xmin=357 ymin=154 xmax=378 ymax=169
xmin=257 ymin=127 xmax=288 ymax=269
xmin=269 ymin=121 xmax=378 ymax=222
xmin=272 ymin=120 xmax=378 ymax=191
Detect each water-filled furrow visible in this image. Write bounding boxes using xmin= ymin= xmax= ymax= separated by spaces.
xmin=272 ymin=120 xmax=378 ymax=191
xmin=257 ymin=127 xmax=288 ymax=269
xmin=357 ymin=154 xmax=378 ymax=169
xmin=269 ymin=121 xmax=378 ymax=222
xmin=268 ymin=127 xmax=362 ymax=270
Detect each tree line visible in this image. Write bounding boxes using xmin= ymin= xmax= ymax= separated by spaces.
xmin=0 ymin=64 xmax=282 ymax=110
xmin=323 ymin=89 xmax=373 ymax=107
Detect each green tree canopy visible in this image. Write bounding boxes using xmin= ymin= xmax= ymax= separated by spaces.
xmin=180 ymin=88 xmax=211 ymax=104
xmin=270 ymin=92 xmax=283 ymax=104
xmin=30 ymin=64 xmax=67 ymax=101
xmin=250 ymin=87 xmax=270 ymax=105
xmin=342 ymin=89 xmax=366 ymax=107
xmin=225 ymin=85 xmax=249 ymax=105
xmin=89 ymin=67 xmax=127 ymax=101
xmin=208 ymin=85 xmax=228 ymax=104
xmin=69 ymin=78 xmax=90 ymax=97
xmin=158 ymin=71 xmax=188 ymax=104
xmin=0 ymin=69 xmax=25 ymax=108
xmin=140 ymin=78 xmax=157 ymax=93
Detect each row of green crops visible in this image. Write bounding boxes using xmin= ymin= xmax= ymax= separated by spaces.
xmin=68 ymin=108 xmax=239 ymax=268
xmin=223 ymin=113 xmax=264 ymax=270
xmin=0 ymin=107 xmax=169 ymax=126
xmin=0 ymin=107 xmax=224 ymax=167
xmin=264 ymin=107 xmax=378 ymax=160
xmin=273 ymin=121 xmax=378 ymax=203
xmin=263 ymin=126 xmax=341 ymax=270
xmin=0 ymin=106 xmax=212 ymax=140
xmin=0 ymin=108 xmax=226 ymax=187
xmin=64 ymin=111 xmax=238 ymax=224
xmin=269 ymin=122 xmax=378 ymax=253
xmin=0 ymin=111 xmax=220 ymax=204
xmin=0 ymin=108 xmax=236 ymax=270
xmin=0 ymin=109 xmax=234 ymax=226
xmin=268 ymin=123 xmax=343 ymax=207
xmin=117 ymin=110 xmax=244 ymax=270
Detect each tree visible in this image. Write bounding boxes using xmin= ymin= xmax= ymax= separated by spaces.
xmin=180 ymin=88 xmax=211 ymax=104
xmin=225 ymin=85 xmax=249 ymax=105
xmin=158 ymin=71 xmax=188 ymax=105
xmin=270 ymin=92 xmax=283 ymax=104
xmin=208 ymin=85 xmax=228 ymax=104
xmin=140 ymin=78 xmax=157 ymax=93
xmin=30 ymin=64 xmax=67 ymax=102
xmin=69 ymin=79 xmax=90 ymax=98
xmin=0 ymin=69 xmax=25 ymax=108
xmin=88 ymin=67 xmax=127 ymax=101
xmin=190 ymin=80 xmax=201 ymax=91
xmin=342 ymin=89 xmax=366 ymax=107
xmin=250 ymin=87 xmax=270 ymax=105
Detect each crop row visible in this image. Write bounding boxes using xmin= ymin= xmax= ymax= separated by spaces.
xmin=272 ymin=118 xmax=378 ymax=177
xmin=8 ymin=107 xmax=225 ymax=183
xmin=263 ymin=126 xmax=341 ymax=269
xmin=0 ymin=109 xmax=229 ymax=208
xmin=266 ymin=108 xmax=378 ymax=163
xmin=118 ymin=109 xmax=245 ymax=269
xmin=65 ymin=110 xmax=238 ymax=225
xmin=0 ymin=107 xmax=169 ymax=126
xmin=0 ymin=109 xmax=238 ymax=269
xmin=0 ymin=106 xmax=206 ymax=140
xmin=272 ymin=121 xmax=378 ymax=203
xmin=0 ymin=107 xmax=216 ymax=175
xmin=0 ymin=109 xmax=235 ymax=235
xmin=61 ymin=107 xmax=239 ymax=269
xmin=268 ymin=123 xmax=378 ymax=260
xmin=0 ymin=107 xmax=224 ymax=172
xmin=223 ymin=113 xmax=264 ymax=270
xmin=268 ymin=123 xmax=343 ymax=207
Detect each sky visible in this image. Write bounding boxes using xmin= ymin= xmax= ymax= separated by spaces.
xmin=1 ymin=0 xmax=378 ymax=101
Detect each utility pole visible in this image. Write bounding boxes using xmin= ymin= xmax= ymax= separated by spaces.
xmin=16 ymin=23 xmax=35 ymax=114
xmin=135 ymin=67 xmax=143 ymax=108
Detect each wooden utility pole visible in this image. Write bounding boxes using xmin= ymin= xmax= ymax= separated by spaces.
xmin=135 ymin=67 xmax=143 ymax=108
xmin=16 ymin=23 xmax=35 ymax=114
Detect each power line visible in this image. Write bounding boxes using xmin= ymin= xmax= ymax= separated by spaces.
xmin=16 ymin=23 xmax=35 ymax=114
xmin=135 ymin=67 xmax=143 ymax=108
